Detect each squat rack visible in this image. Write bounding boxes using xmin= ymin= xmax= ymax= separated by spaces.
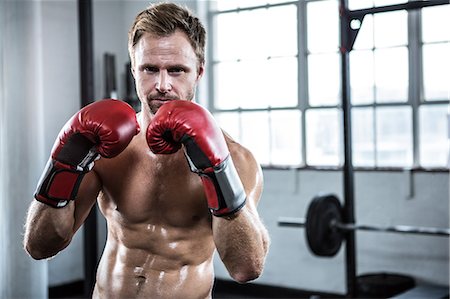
xmin=78 ymin=0 xmax=97 ymax=297
xmin=339 ymin=0 xmax=448 ymax=297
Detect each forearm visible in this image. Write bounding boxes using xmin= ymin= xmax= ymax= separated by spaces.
xmin=213 ymin=205 xmax=270 ymax=283
xmin=24 ymin=200 xmax=76 ymax=259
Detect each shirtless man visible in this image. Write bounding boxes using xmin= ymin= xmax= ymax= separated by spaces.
xmin=23 ymin=2 xmax=270 ymax=298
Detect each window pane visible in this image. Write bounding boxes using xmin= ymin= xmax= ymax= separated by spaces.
xmin=422 ymin=5 xmax=450 ymax=43
xmin=265 ymin=57 xmax=298 ymax=108
xmin=374 ymin=10 xmax=408 ymax=48
xmin=307 ymin=0 xmax=339 ymax=53
xmin=308 ymin=53 xmax=340 ymax=106
xmin=215 ymin=5 xmax=297 ymax=61
xmin=241 ymin=111 xmax=270 ymax=165
xmin=350 ymin=50 xmax=374 ymax=104
xmin=306 ymin=109 xmax=341 ymax=166
xmin=423 ymin=43 xmax=450 ymax=101
xmin=270 ymin=110 xmax=302 ymax=165
xmin=352 ymin=107 xmax=375 ymax=167
xmin=213 ymin=61 xmax=243 ymax=109
xmin=214 ymin=57 xmax=298 ymax=110
xmin=215 ymin=12 xmax=242 ymax=61
xmin=215 ymin=0 xmax=242 ymax=11
xmin=374 ymin=47 xmax=408 ymax=103
xmin=374 ymin=0 xmax=407 ymax=6
xmin=376 ymin=106 xmax=412 ymax=167
xmin=419 ymin=105 xmax=449 ymax=168
xmin=349 ymin=0 xmax=407 ymax=10
xmin=215 ymin=0 xmax=292 ymax=11
xmin=215 ymin=112 xmax=241 ymax=142
xmin=349 ymin=0 xmax=374 ymax=10
xmin=263 ymin=5 xmax=297 ymax=58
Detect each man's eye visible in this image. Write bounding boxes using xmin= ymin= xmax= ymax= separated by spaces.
xmin=168 ymin=67 xmax=185 ymax=74
xmin=143 ymin=66 xmax=158 ymax=73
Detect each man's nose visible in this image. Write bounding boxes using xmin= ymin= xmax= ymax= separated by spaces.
xmin=155 ymin=71 xmax=172 ymax=93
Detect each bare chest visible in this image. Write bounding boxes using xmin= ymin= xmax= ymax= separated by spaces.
xmin=94 ymin=142 xmax=210 ymax=227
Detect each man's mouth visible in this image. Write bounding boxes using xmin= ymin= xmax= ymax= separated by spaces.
xmin=148 ymin=97 xmax=177 ymax=114
xmin=149 ymin=98 xmax=173 ymax=109
xmin=149 ymin=96 xmax=177 ymax=103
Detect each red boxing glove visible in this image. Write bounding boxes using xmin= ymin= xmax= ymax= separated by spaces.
xmin=35 ymin=99 xmax=140 ymax=208
xmin=146 ymin=100 xmax=246 ymax=217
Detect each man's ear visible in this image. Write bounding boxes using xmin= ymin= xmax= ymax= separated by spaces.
xmin=197 ymin=64 xmax=205 ymax=80
xmin=131 ymin=65 xmax=136 ymax=78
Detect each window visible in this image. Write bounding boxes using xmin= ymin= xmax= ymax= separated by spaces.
xmin=208 ymin=0 xmax=450 ymax=169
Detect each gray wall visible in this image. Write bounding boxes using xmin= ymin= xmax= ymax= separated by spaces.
xmin=1 ymin=0 xmax=448 ymax=297
xmin=214 ymin=170 xmax=449 ymax=293
xmin=1 ymin=0 xmax=81 ymax=297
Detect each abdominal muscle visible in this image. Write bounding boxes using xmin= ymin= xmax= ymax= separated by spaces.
xmin=93 ymin=222 xmax=216 ymax=299
xmin=91 ymin=139 xmax=217 ymax=298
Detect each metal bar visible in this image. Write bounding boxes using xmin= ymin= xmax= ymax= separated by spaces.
xmin=79 ymin=0 xmax=94 ymax=108
xmin=78 ymin=0 xmax=97 ymax=297
xmin=335 ymin=223 xmax=450 ymax=237
xmin=348 ymin=0 xmax=449 ymax=19
xmin=298 ymin=1 xmax=308 ymax=167
xmin=278 ymin=217 xmax=306 ymax=228
xmin=408 ymin=9 xmax=422 ymax=169
xmin=209 ymin=1 xmax=298 ymax=15
xmin=277 ymin=217 xmax=450 ymax=237
xmin=339 ymin=0 xmax=357 ymax=297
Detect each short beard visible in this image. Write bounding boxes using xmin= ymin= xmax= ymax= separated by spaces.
xmin=148 ymin=99 xmax=170 ymax=115
xmin=147 ymin=89 xmax=196 ymax=115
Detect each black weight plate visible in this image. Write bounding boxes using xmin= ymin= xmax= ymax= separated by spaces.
xmin=306 ymin=194 xmax=343 ymax=257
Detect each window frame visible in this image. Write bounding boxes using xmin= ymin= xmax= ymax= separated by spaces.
xmin=206 ymin=0 xmax=450 ymax=172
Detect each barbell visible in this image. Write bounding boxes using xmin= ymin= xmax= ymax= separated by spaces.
xmin=278 ymin=194 xmax=450 ymax=257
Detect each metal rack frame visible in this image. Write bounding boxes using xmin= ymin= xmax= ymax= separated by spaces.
xmin=338 ymin=0 xmax=448 ymax=296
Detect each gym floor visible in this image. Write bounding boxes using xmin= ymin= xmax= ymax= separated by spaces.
xmin=48 ymin=279 xmax=342 ymax=299
xmin=49 ymin=279 xmax=449 ymax=299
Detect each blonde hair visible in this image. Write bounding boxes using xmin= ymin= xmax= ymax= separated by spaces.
xmin=128 ymin=2 xmax=206 ymax=68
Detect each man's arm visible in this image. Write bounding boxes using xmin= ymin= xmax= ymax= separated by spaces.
xmin=24 ymin=171 xmax=101 ymax=259
xmin=146 ymin=100 xmax=270 ymax=282
xmin=23 ymin=99 xmax=139 ymax=260
xmin=212 ymin=142 xmax=270 ymax=283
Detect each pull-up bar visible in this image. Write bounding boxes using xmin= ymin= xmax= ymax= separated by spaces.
xmin=341 ymin=0 xmax=448 ymax=52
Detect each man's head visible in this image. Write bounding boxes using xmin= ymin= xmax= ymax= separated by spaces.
xmin=128 ymin=2 xmax=206 ymax=70
xmin=128 ymin=2 xmax=207 ymax=117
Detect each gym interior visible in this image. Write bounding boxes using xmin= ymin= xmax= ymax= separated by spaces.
xmin=1 ymin=0 xmax=449 ymax=298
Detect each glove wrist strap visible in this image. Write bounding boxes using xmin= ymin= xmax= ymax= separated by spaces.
xmin=200 ymin=156 xmax=247 ymax=217
xmin=34 ymin=159 xmax=87 ymax=208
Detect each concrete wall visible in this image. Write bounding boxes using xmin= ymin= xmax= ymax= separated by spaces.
xmin=39 ymin=1 xmax=85 ymax=287
xmin=1 ymin=0 xmax=80 ymax=297
xmin=214 ymin=169 xmax=449 ymax=293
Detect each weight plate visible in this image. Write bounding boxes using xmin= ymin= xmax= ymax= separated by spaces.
xmin=306 ymin=194 xmax=343 ymax=257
